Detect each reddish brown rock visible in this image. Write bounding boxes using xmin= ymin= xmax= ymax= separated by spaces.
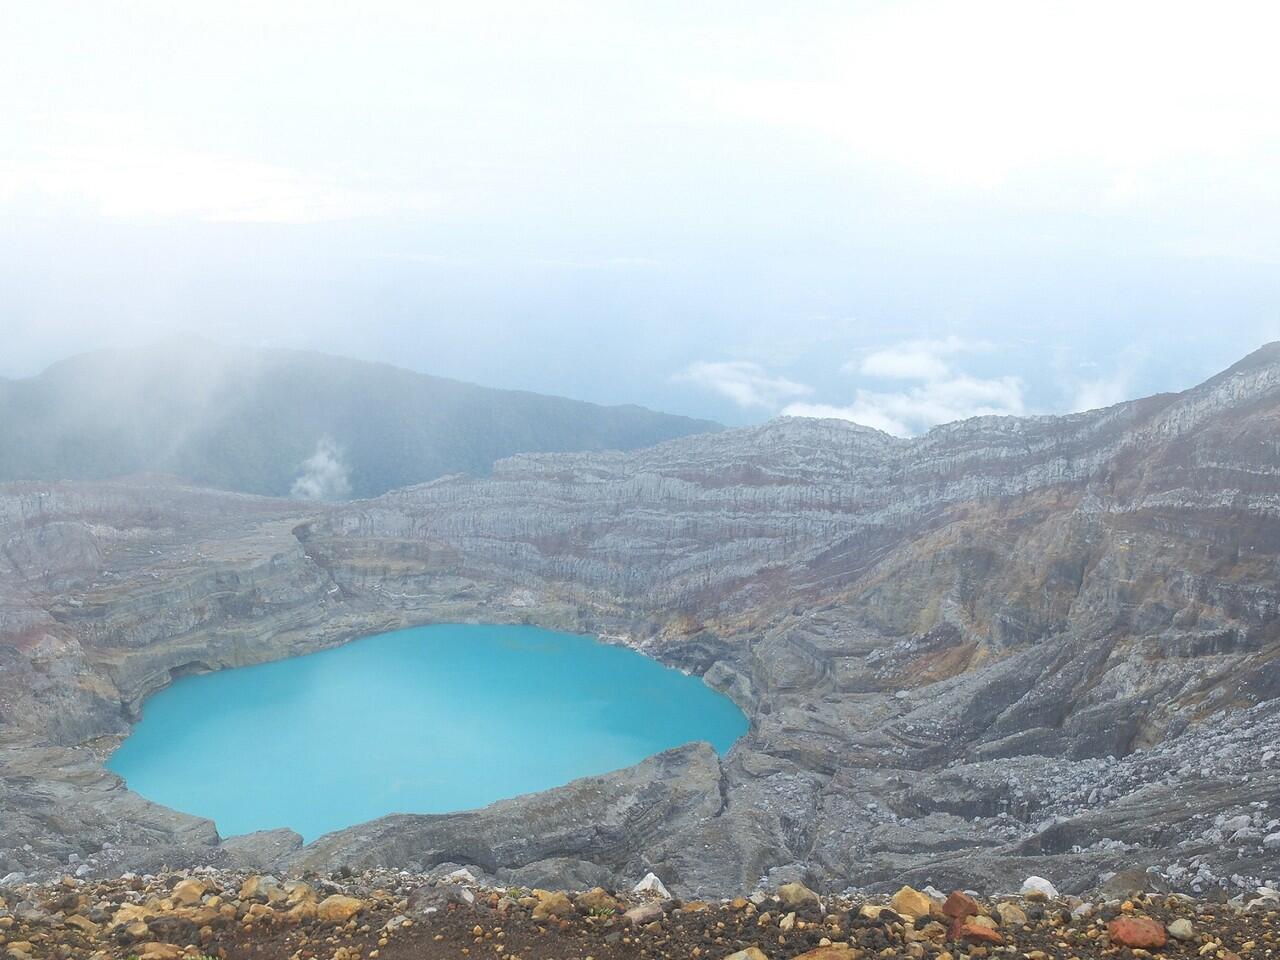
xmin=950 ymin=918 xmax=1004 ymax=944
xmin=942 ymin=891 xmax=981 ymax=920
xmin=1108 ymin=916 xmax=1168 ymax=949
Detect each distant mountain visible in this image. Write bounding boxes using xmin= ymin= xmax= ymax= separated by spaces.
xmin=0 ymin=341 xmax=719 ymax=499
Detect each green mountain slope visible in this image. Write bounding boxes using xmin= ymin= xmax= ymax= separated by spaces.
xmin=0 ymin=342 xmax=719 ymax=499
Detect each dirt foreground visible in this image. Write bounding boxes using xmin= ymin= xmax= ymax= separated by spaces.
xmin=0 ymin=870 xmax=1276 ymax=960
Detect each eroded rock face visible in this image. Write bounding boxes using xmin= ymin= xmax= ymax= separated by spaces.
xmin=3 ymin=346 xmax=1280 ymax=895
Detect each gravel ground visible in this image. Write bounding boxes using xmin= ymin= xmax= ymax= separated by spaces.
xmin=1 ymin=869 xmax=1277 ymax=960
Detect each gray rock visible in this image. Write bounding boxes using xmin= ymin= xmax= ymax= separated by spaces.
xmin=221 ymin=830 xmax=305 ymax=872
xmin=5 ymin=345 xmax=1280 ymax=896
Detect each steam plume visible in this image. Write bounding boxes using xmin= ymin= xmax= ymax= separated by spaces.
xmin=290 ymin=437 xmax=352 ymax=501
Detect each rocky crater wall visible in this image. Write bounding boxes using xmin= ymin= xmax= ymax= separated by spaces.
xmin=2 ymin=346 xmax=1280 ymax=897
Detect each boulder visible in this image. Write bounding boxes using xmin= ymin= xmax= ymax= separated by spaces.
xmin=1167 ymin=918 xmax=1195 ymax=941
xmin=575 ymin=887 xmax=623 ymax=913
xmin=238 ymin=875 xmax=284 ymax=903
xmin=1019 ymin=876 xmax=1058 ymax=899
xmin=778 ymin=881 xmax=822 ymax=911
xmin=951 ymin=918 xmax=1003 ymax=944
xmin=289 ymin=901 xmax=318 ymax=922
xmin=942 ymin=891 xmax=980 ymax=920
xmin=1108 ymin=917 xmax=1167 ymax=949
xmin=624 ymin=901 xmax=665 ymax=925
xmin=65 ymin=914 xmax=100 ymax=936
xmin=890 ymin=886 xmax=935 ymax=920
xmin=170 ymin=878 xmax=205 ymax=906
xmin=530 ymin=890 xmax=574 ymax=921
xmin=725 ymin=949 xmax=769 ymax=960
xmin=633 ymin=872 xmax=671 ymax=899
xmin=995 ymin=901 xmax=1027 ymax=926
xmin=283 ymin=880 xmax=315 ymax=905
xmin=317 ymin=895 xmax=365 ymax=925
xmin=110 ymin=903 xmax=156 ymax=930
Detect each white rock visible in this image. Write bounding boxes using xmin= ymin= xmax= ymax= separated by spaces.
xmin=1020 ymin=876 xmax=1059 ymax=898
xmin=445 ymin=867 xmax=478 ymax=884
xmin=633 ymin=872 xmax=671 ymax=899
xmin=1263 ymin=832 xmax=1280 ymax=851
xmin=0 ymin=871 xmax=25 ymax=886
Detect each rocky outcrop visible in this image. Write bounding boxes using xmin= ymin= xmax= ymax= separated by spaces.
xmin=3 ymin=346 xmax=1280 ymax=896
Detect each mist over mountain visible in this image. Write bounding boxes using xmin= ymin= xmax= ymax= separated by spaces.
xmin=0 ymin=341 xmax=719 ymax=499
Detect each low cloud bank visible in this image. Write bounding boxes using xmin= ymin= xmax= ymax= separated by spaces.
xmin=681 ymin=335 xmax=1139 ymax=436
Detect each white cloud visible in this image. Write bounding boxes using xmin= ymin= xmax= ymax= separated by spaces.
xmin=1069 ymin=374 xmax=1132 ymax=413
xmin=784 ymin=374 xmax=1026 ymax=437
xmin=677 ymin=360 xmax=811 ymax=409
xmin=784 ymin=335 xmax=1024 ymax=435
xmin=854 ymin=335 xmax=973 ymax=381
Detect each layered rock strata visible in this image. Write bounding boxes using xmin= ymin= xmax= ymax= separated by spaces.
xmin=3 ymin=346 xmax=1280 ymax=896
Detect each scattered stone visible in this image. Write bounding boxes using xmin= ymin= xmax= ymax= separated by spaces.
xmin=3 ymin=866 xmax=1277 ymax=960
xmin=1167 ymin=917 xmax=1195 ymax=941
xmin=316 ymin=894 xmax=365 ymax=924
xmin=777 ymin=881 xmax=822 ymax=911
xmin=1108 ymin=916 xmax=1168 ymax=949
xmin=891 ymin=885 xmax=936 ymax=920
xmin=951 ymin=918 xmax=1004 ymax=944
xmin=239 ymin=874 xmax=284 ymax=903
xmin=942 ymin=890 xmax=981 ymax=920
xmin=170 ymin=877 xmax=206 ymax=905
xmin=859 ymin=904 xmax=895 ymax=920
xmin=64 ymin=914 xmax=99 ymax=936
xmin=995 ymin=901 xmax=1027 ymax=926
xmin=623 ymin=901 xmax=665 ymax=925
xmin=1020 ymin=877 xmax=1059 ymax=900
xmin=575 ymin=887 xmax=624 ymax=913
xmin=530 ymin=889 xmax=574 ymax=921
xmin=632 ymin=872 xmax=671 ymax=899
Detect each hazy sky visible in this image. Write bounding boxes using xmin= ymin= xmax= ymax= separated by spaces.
xmin=4 ymin=1 xmax=1280 ymax=429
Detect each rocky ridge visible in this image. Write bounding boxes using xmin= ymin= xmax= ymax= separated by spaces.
xmin=2 ymin=346 xmax=1280 ymax=898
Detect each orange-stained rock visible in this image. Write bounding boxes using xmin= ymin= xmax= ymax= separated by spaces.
xmin=942 ymin=891 xmax=981 ymax=920
xmin=951 ymin=918 xmax=1004 ymax=944
xmin=1108 ymin=916 xmax=1168 ymax=949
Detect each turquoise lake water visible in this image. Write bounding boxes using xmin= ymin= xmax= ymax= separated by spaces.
xmin=107 ymin=624 xmax=748 ymax=842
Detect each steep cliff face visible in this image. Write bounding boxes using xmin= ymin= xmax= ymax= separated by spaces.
xmin=2 ymin=347 xmax=1280 ymax=896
